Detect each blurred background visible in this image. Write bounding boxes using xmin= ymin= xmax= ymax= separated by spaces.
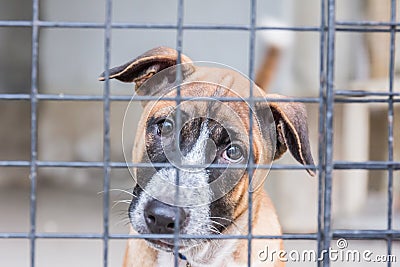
xmin=0 ymin=0 xmax=399 ymax=266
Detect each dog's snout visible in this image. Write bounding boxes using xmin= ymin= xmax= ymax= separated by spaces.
xmin=144 ymin=200 xmax=186 ymax=234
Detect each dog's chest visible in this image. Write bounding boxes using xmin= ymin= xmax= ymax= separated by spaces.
xmin=156 ymin=254 xmax=247 ymax=267
xmin=155 ymin=240 xmax=247 ymax=267
xmin=156 ymin=253 xmax=189 ymax=267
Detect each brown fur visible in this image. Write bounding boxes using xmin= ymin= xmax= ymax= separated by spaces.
xmin=100 ymin=47 xmax=314 ymax=267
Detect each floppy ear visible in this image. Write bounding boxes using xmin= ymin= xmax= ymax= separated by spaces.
xmin=99 ymin=46 xmax=194 ymax=96
xmin=267 ymin=94 xmax=316 ymax=176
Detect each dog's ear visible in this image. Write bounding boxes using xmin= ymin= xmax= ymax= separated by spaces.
xmin=99 ymin=46 xmax=194 ymax=96
xmin=260 ymin=94 xmax=315 ymax=176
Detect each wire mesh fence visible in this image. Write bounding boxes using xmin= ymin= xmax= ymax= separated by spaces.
xmin=0 ymin=0 xmax=399 ymax=266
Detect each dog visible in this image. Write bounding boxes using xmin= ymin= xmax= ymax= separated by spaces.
xmin=99 ymin=46 xmax=315 ymax=267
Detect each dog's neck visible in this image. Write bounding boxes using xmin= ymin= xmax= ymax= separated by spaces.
xmin=156 ymin=210 xmax=250 ymax=267
xmin=157 ymin=238 xmax=242 ymax=267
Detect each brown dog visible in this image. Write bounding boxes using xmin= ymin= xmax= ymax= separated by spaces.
xmin=100 ymin=47 xmax=315 ymax=267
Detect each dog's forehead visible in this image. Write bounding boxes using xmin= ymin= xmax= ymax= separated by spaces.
xmin=143 ymin=66 xmax=265 ymax=112
xmin=188 ymin=66 xmax=266 ymax=96
xmin=144 ymin=82 xmax=252 ymax=127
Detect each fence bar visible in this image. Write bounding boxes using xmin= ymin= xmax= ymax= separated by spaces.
xmin=1 ymin=160 xmax=400 ymax=171
xmin=172 ymin=0 xmax=185 ymax=266
xmin=317 ymin=0 xmax=327 ymax=265
xmin=29 ymin=0 xmax=40 ymax=266
xmin=247 ymin=0 xmax=257 ymax=265
xmin=386 ymin=0 xmax=396 ymax=266
xmin=2 ymin=93 xmax=399 ymax=104
xmin=4 ymin=19 xmax=400 ymax=33
xmin=323 ymin=0 xmax=336 ymax=266
xmin=101 ymin=0 xmax=113 ymax=266
xmin=1 ymin=1 xmax=399 ymax=267
xmin=1 ymin=231 xmax=399 ymax=240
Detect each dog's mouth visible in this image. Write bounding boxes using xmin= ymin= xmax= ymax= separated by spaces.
xmin=145 ymin=238 xmax=185 ymax=251
xmin=145 ymin=237 xmax=207 ymax=253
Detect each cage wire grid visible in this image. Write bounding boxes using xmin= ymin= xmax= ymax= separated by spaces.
xmin=0 ymin=0 xmax=400 ymax=266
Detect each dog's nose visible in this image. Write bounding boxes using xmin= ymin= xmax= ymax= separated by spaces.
xmin=144 ymin=199 xmax=186 ymax=234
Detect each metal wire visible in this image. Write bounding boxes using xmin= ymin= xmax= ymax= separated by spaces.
xmin=1 ymin=230 xmax=399 ymax=240
xmin=0 ymin=1 xmax=399 ymax=267
xmin=29 ymin=0 xmax=40 ymax=266
xmin=247 ymin=0 xmax=257 ymax=265
xmin=1 ymin=160 xmax=400 ymax=171
xmin=102 ymin=0 xmax=113 ymax=265
xmin=386 ymin=1 xmax=396 ymax=265
xmin=317 ymin=0 xmax=327 ymax=264
xmin=1 ymin=93 xmax=399 ymax=103
xmin=173 ymin=0 xmax=184 ymax=265
xmin=322 ymin=0 xmax=336 ymax=266
xmin=3 ymin=20 xmax=400 ymax=33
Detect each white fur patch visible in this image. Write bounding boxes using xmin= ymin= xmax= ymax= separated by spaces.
xmin=130 ymin=122 xmax=213 ymax=239
xmin=182 ymin=122 xmax=211 ymax=169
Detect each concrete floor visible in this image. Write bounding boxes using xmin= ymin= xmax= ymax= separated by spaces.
xmin=0 ymin=182 xmax=398 ymax=267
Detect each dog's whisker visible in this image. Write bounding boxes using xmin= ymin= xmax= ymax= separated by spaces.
xmin=209 ymin=220 xmax=229 ymax=231
xmin=184 ymin=239 xmax=210 ymax=257
xmin=115 ymin=220 xmax=132 ymax=228
xmin=108 ymin=188 xmax=137 ymax=197
xmin=209 ymin=216 xmax=234 ymax=222
xmin=111 ymin=217 xmax=131 ymax=228
xmin=111 ymin=200 xmax=132 ymax=210
xmin=110 ymin=209 xmax=130 ymax=219
xmin=114 ymin=199 xmax=132 ymax=204
xmin=207 ymin=226 xmax=222 ymax=235
xmin=209 ymin=216 xmax=243 ymax=233
xmin=187 ymin=218 xmax=230 ymax=236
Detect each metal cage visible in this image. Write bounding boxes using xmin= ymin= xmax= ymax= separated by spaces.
xmin=0 ymin=0 xmax=399 ymax=266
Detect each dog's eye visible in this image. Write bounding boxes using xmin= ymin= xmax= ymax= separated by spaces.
xmin=222 ymin=145 xmax=243 ymax=162
xmin=156 ymin=119 xmax=174 ymax=136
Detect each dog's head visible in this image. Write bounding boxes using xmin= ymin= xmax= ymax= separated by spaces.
xmin=100 ymin=47 xmax=315 ymax=252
